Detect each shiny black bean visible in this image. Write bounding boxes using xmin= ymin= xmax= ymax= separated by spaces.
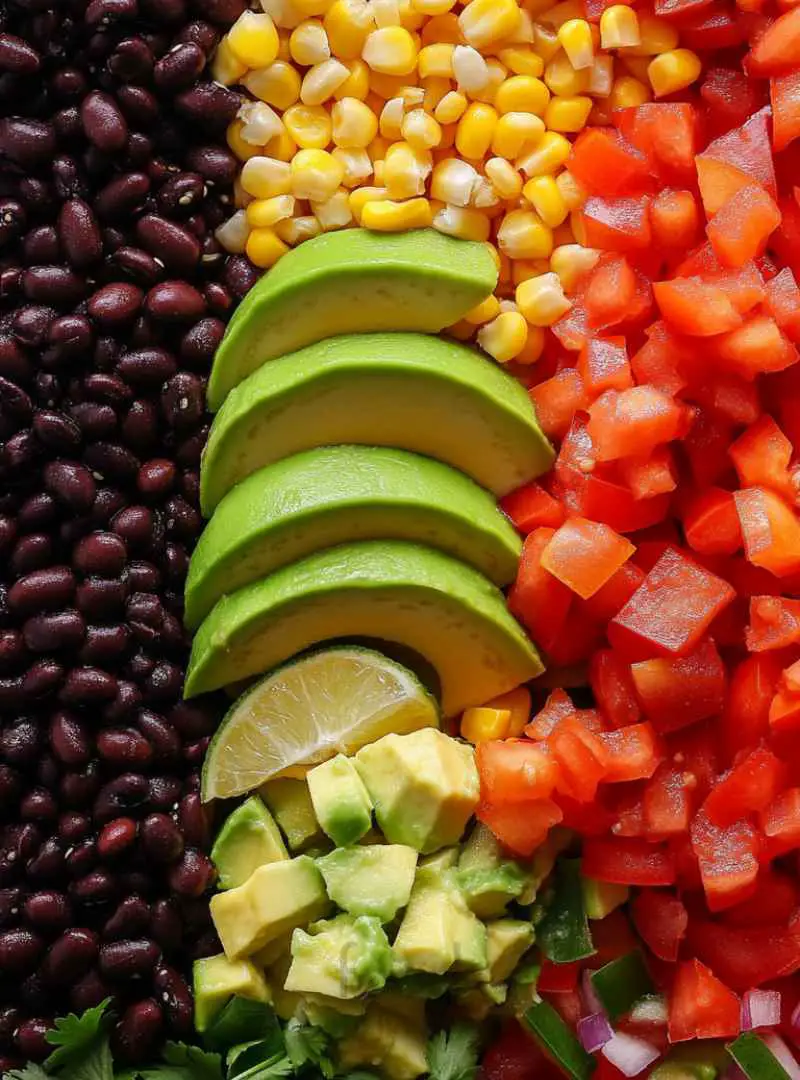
xmin=43 ymin=461 xmax=96 ymax=513
xmin=153 ymin=964 xmax=192 ymax=1036
xmin=32 ymin=410 xmax=82 ymax=454
xmin=100 ymin=938 xmax=160 ymax=980
xmin=95 ymin=172 xmax=150 ymax=220
xmin=114 ymin=999 xmax=163 ymax=1063
xmin=58 ymin=199 xmax=103 ymax=268
xmin=88 ymin=282 xmax=144 ymax=327
xmin=116 ymin=347 xmax=177 ymax=387
xmin=81 ymin=90 xmax=128 ymax=152
xmin=43 ymin=928 xmax=99 ymax=985
xmin=23 ymin=610 xmax=86 ymax=652
xmin=80 ymin=624 xmax=130 ymax=665
xmin=185 ymin=144 xmax=238 ymax=185
xmin=0 ymin=928 xmax=44 ymax=975
xmin=0 ymin=117 xmax=55 ymax=168
xmin=23 ymin=266 xmax=87 ymax=307
xmin=136 ymin=214 xmax=200 ymax=274
xmin=104 ymin=895 xmax=150 ymax=940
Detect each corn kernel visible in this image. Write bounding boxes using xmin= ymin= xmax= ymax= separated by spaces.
xmin=246 ymin=194 xmax=297 ymax=227
xmin=420 ymin=12 xmax=462 ymax=44
xmin=434 ymin=90 xmax=468 ymax=124
xmin=432 ymin=203 xmax=490 ymax=240
xmin=533 ymin=23 xmax=561 ymax=62
xmin=558 ymin=18 xmax=594 ymax=69
xmin=264 ymin=127 xmax=299 ymax=161
xmin=648 ymin=48 xmax=702 ymax=97
xmin=283 ymin=103 xmax=332 ymax=148
xmin=277 ymin=30 xmax=292 ymax=60
xmin=588 ymin=55 xmax=614 ymax=97
xmin=608 ymin=74 xmax=651 ymax=108
xmin=227 ymin=120 xmax=261 ymax=162
xmin=497 ymin=209 xmax=553 ymax=259
xmin=418 ymin=42 xmax=454 ymax=77
xmin=485 ymin=156 xmax=523 ymax=199
xmin=368 ymin=134 xmax=392 ymax=159
xmin=461 ymin=706 xmax=511 ymax=743
xmin=600 ymin=5 xmax=640 ymax=48
xmin=324 ymin=0 xmax=374 ymax=59
xmin=478 ymin=311 xmax=528 ymax=363
xmin=515 ymin=326 xmax=545 ymax=364
xmin=373 ymin=0 xmax=401 ymax=26
xmin=398 ymin=0 xmax=426 ymax=30
xmin=384 ymin=140 xmax=432 ymax=197
xmin=421 ymin=76 xmax=450 ymax=110
xmin=495 ymin=74 xmax=550 ymax=116
xmin=334 ymin=58 xmax=370 ymax=98
xmin=331 ymin=146 xmax=374 ymax=185
xmin=498 ymin=47 xmax=544 ymax=77
xmin=212 ymin=37 xmax=247 ymax=85
xmin=411 ymin=0 xmax=456 ymax=12
xmin=550 ymin=243 xmax=600 ymax=291
xmin=237 ymin=101 xmax=283 ymax=145
xmin=290 ymin=147 xmax=345 ymax=200
xmin=246 ymin=227 xmax=290 ymax=267
xmin=555 ymin=169 xmax=586 ymax=210
xmin=301 ymin=58 xmax=350 ymax=104
xmin=215 ymin=210 xmax=251 ymax=254
xmin=311 ymin=187 xmax=355 ymax=228
xmin=459 ymin=0 xmax=520 ymax=48
xmin=455 ymin=101 xmax=497 ymax=159
xmin=464 ymin=294 xmax=502 ymax=325
xmin=516 ymin=271 xmax=571 ymax=325
xmin=517 ymin=130 xmax=570 ymax=175
xmin=540 ymin=0 xmax=583 ymax=27
xmin=544 ymin=94 xmax=592 ymax=132
xmin=241 ymin=155 xmax=293 ymax=198
xmin=380 ymin=97 xmax=405 ymax=139
xmin=452 ymin=44 xmax=490 ymax=92
xmin=361 ymin=196 xmax=433 ymax=229
xmin=621 ymin=54 xmax=651 ymax=81
xmin=402 ymin=108 xmax=442 ymax=149
xmin=244 ymin=61 xmax=302 ymax=110
xmin=401 ymin=85 xmax=426 ymax=107
xmin=332 ymin=96 xmax=379 ymax=146
xmin=543 ymin=52 xmax=591 ymax=96
xmin=472 ymin=177 xmax=500 ymax=208
xmin=506 ymin=5 xmax=535 ymax=43
xmin=362 ymin=26 xmax=418 ymax=74
xmin=274 ymin=214 xmax=323 ymax=244
xmin=491 ymin=111 xmax=545 ymax=159
xmin=290 ymin=18 xmax=331 ymax=63
xmin=228 ymin=11 xmax=281 ymax=67
xmin=512 ymin=258 xmax=549 ymax=285
xmin=524 ymin=174 xmax=568 ymax=227
xmin=431 ymin=157 xmax=479 ymax=205
xmin=469 ymin=58 xmax=507 ymax=105
xmin=294 ymin=0 xmax=335 ymax=16
xmin=447 ymin=318 xmax=475 ymax=340
xmin=622 ymin=13 xmax=679 ymax=54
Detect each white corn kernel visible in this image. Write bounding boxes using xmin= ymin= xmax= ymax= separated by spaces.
xmin=453 ymin=45 xmax=490 ymax=92
xmin=215 ymin=210 xmax=250 ymax=254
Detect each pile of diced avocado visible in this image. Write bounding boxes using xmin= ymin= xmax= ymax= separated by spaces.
xmin=194 ymin=729 xmax=549 ymax=1080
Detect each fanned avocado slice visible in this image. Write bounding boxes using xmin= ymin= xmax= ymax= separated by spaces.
xmin=207 ymin=229 xmax=498 ymax=410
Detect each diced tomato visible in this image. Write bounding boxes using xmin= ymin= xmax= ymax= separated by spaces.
xmin=723 ymin=652 xmax=785 ymax=759
xmin=713 ymin=314 xmax=799 ymax=377
xmin=703 ymin=746 xmax=787 ymax=827
xmin=630 ymin=322 xmax=690 ymax=396
xmin=682 ymin=487 xmax=742 ymax=555
xmin=582 ymin=836 xmax=676 ymax=885
xmin=772 ymin=71 xmax=800 ymax=152
xmin=688 ymin=918 xmax=800 ymax=990
xmin=476 ymin=798 xmax=563 ymax=858
xmin=707 ymin=183 xmax=782 ymax=268
xmin=586 ymin=387 xmax=687 ymax=463
xmin=764 ymin=267 xmax=800 ymax=340
xmin=589 ymin=649 xmax=641 ymax=729
xmin=525 ymin=688 xmax=578 ymax=740
xmin=549 ymin=717 xmax=610 ymax=802
xmin=682 ymin=5 xmax=751 ymax=50
xmin=696 ymin=108 xmax=777 ymax=213
xmin=747 ymin=6 xmax=800 ymax=74
xmin=546 ymin=608 xmax=605 ymax=667
xmin=723 ymin=869 xmax=800 ymax=926
xmin=508 ymin=528 xmax=573 ymax=655
xmin=556 ymin=465 xmax=672 ymax=535
xmin=746 ymin=595 xmax=800 ymax=650
xmin=735 ymin=487 xmax=800 ymax=576
xmin=630 ymin=639 xmax=726 ymax=734
xmin=500 ymin=482 xmax=566 ymax=533
xmin=618 ymin=449 xmax=678 ymax=502
xmin=769 ymin=688 xmax=800 ymax=736
xmin=557 ymin=793 xmax=616 ymax=836
xmin=653 ymin=276 xmax=743 ymax=336
xmin=668 ymin=959 xmax=741 ymax=1042
xmin=585 ymin=254 xmax=637 ymax=329
xmin=481 ymin=1021 xmax=563 ymax=1080
xmin=683 ymin=411 xmax=737 ymax=487
xmin=597 ymin=723 xmax=661 ymax=782
xmin=581 ymin=196 xmax=652 ymax=255
xmin=614 ymin=103 xmax=698 ymax=185
xmin=643 ymin=764 xmax=693 ymax=837
xmin=577 ymin=336 xmax=632 ymax=398
xmin=761 ymin=787 xmax=800 ymax=856
xmin=631 ymin=889 xmax=688 ymax=962
xmin=608 ymin=547 xmax=735 ymax=661
xmin=568 ymin=127 xmax=652 ymax=197
xmin=540 ymin=516 xmax=635 ymax=600
xmin=702 ymin=66 xmax=769 ymax=134
xmin=650 ymin=189 xmax=701 ymax=251
xmin=730 ymin=415 xmax=797 ymax=502
xmin=477 ymin=740 xmax=560 ymax=803
xmin=537 ymin=960 xmax=581 ymax=994
xmin=690 ymin=809 xmax=760 ymax=911
xmin=529 ymin=368 xmax=588 ymax=441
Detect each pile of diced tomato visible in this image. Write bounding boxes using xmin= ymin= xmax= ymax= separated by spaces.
xmin=474 ymin=0 xmax=800 ymax=1073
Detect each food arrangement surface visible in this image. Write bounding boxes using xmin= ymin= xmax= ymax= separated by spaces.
xmin=4 ymin=0 xmax=800 ymax=1076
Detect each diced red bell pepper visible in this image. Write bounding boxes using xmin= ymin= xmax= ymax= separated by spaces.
xmin=549 ymin=716 xmax=609 ymax=802
xmin=500 ymin=482 xmax=566 ymax=533
xmin=476 ymin=797 xmax=563 ymax=858
xmin=683 ymin=411 xmax=737 ymax=488
xmin=703 ymin=746 xmax=787 ymax=827
xmin=581 ymin=196 xmax=652 ymax=255
xmin=702 ymin=66 xmax=769 ymax=134
xmin=540 ymin=516 xmax=635 ymax=600
xmin=482 ymin=1021 xmax=562 ymax=1080
xmin=582 ymin=562 xmax=646 ymax=625
xmin=650 ymin=189 xmax=701 ymax=252
xmin=682 ymin=5 xmax=751 ymax=50
xmin=682 ymin=487 xmax=742 ymax=555
xmin=614 ymin=103 xmax=698 ymax=185
xmin=552 ymin=296 xmax=590 ymax=352
xmin=723 ymin=869 xmax=800 ymax=927
xmin=730 ymin=415 xmax=797 ymax=503
xmin=529 ymin=368 xmax=588 ymax=441
xmin=714 ymin=314 xmax=798 ymax=377
xmin=508 ymin=528 xmax=573 ymax=656
xmin=772 ymin=71 xmax=800 ymax=152
xmin=696 ymin=108 xmax=777 ymax=214
xmin=643 ymin=764 xmax=693 ymax=837
xmin=710 ymin=260 xmax=767 ymax=313
xmin=746 ymin=595 xmax=800 ymax=650
xmin=735 ymin=488 xmax=800 ymax=577
xmin=688 ymin=918 xmax=800 ymax=990
xmin=608 ymin=547 xmax=735 ymax=660
xmin=476 ymin=740 xmax=560 ymax=803
xmin=707 ymin=183 xmax=782 ymax=268
xmin=582 ymin=836 xmax=676 ymax=886
xmin=668 ymin=959 xmax=741 ymax=1042
xmin=589 ymin=649 xmax=641 ymax=729
xmin=537 ymin=960 xmax=581 ymax=995
xmin=584 ymin=254 xmax=637 ymax=330
xmin=761 ymin=787 xmax=800 ymax=856
xmin=577 ymin=336 xmax=632 ymax=398
xmin=525 ymin=688 xmax=578 ymax=740
xmin=545 ymin=608 xmax=604 ymax=668
xmin=653 ymin=277 xmax=743 ymax=336
xmin=723 ymin=652 xmax=785 ymax=759
xmin=630 ymin=321 xmax=690 ymax=396
xmin=747 ymin=6 xmax=800 ymax=74
xmin=586 ymin=387 xmax=687 ymax=463
xmin=690 ymin=809 xmax=760 ymax=911
xmin=618 ymin=448 xmax=678 ymax=500
xmin=555 ymin=465 xmax=672 ymax=535
xmin=630 ymin=639 xmax=726 ymax=734
xmin=764 ymin=266 xmax=800 ymax=340
xmin=630 ymin=889 xmax=688 ymax=962
xmin=557 ymin=792 xmax=616 ymax=836
xmin=568 ymin=128 xmax=652 ymax=197
xmin=597 ymin=723 xmax=661 ymax=782
xmin=769 ymin=688 xmax=800 ymax=736
xmin=771 ymin=193 xmax=800 ymax=284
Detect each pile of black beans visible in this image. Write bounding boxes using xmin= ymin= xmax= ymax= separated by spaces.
xmin=0 ymin=0 xmax=261 ymax=1065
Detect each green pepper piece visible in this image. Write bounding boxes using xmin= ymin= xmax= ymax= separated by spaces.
xmin=538 ymin=859 xmax=595 ymax=964
xmin=590 ymin=951 xmax=654 ymax=1022
xmin=523 ymin=1001 xmax=595 ymax=1080
xmin=727 ymin=1034 xmax=792 ymax=1080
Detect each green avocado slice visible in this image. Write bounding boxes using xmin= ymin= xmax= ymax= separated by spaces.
xmin=207 ymin=228 xmax=497 ymax=410
xmin=186 ymin=445 xmax=522 ymax=629
xmin=184 ymin=540 xmax=543 ymax=716
xmin=200 ymin=332 xmax=554 ymax=513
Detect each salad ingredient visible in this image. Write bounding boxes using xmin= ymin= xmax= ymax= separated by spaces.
xmin=260 ymin=779 xmax=325 ymax=854
xmin=538 ymin=858 xmax=594 ymax=965
xmin=200 ymin=648 xmax=438 ymax=801
xmin=184 ymin=445 xmax=523 ymax=628
xmin=206 ymin=230 xmax=497 ymax=409
xmin=185 ymin=540 xmax=543 ymax=714
xmin=199 ymin=331 xmax=554 ymax=512
xmin=193 ymin=956 xmax=270 ymax=1033
xmin=285 ymin=914 xmax=393 ymax=998
xmin=316 ymin=846 xmax=418 ymax=922
xmin=728 ymin=1033 xmax=793 ymax=1080
xmin=524 ymin=1001 xmax=595 ymax=1080
xmin=589 ymin=951 xmax=654 ymax=1023
xmin=210 ymin=797 xmax=288 ymax=891
xmin=307 ymin=755 xmax=374 ymax=846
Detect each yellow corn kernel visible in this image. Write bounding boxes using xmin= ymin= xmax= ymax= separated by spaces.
xmin=332 ymin=96 xmax=379 ymax=146
xmin=373 ymin=159 xmax=384 ymax=183
xmin=380 ymin=97 xmax=404 ymax=139
xmin=524 ymin=174 xmax=568 ymax=227
xmin=558 ymin=18 xmax=594 ymax=69
xmin=244 ymin=62 xmax=301 ymax=110
xmin=237 ymin=101 xmax=284 ymax=146
xmin=623 ymin=13 xmax=679 ymax=55
xmin=471 ymin=176 xmax=500 ymax=209
xmin=402 ymin=108 xmax=442 ymax=149
xmin=362 ymin=26 xmax=418 ymax=75
xmin=368 ymin=134 xmax=391 ymax=160
xmin=517 ymin=130 xmax=570 ymax=175
xmin=245 ymin=227 xmax=289 ymax=268
xmin=467 ymin=296 xmax=504 ymax=328
xmin=215 ymin=210 xmax=251 ymax=254
xmin=497 ymin=209 xmax=553 ymax=259
xmin=449 ymin=45 xmax=486 ymax=93
xmin=411 ymin=0 xmax=456 ymax=14
xmin=349 ymin=184 xmax=390 ymax=220
xmin=438 ymin=122 xmax=456 ymax=149
xmin=512 ymin=258 xmax=549 ymax=285
xmin=311 ymin=188 xmax=354 ymax=229
xmin=434 ymin=90 xmax=468 ymax=124
xmin=212 ymin=37 xmax=247 ymax=86
xmin=361 ymin=196 xmax=432 ymax=229
xmin=418 ymin=42 xmax=454 ymax=77
xmin=400 ymin=85 xmax=426 ymax=107
xmin=420 ymin=12 xmax=463 ymax=45
xmin=274 ymin=214 xmax=322 ymax=244
xmin=459 ymin=0 xmax=520 ymax=48
xmin=460 ymin=706 xmax=511 ymax=743
xmin=228 ymin=11 xmax=280 ymax=67
xmin=334 ymin=59 xmax=370 ymax=99
xmin=498 ymin=47 xmax=544 ymax=77
xmin=484 ymin=687 xmax=531 ymax=736
xmin=515 ymin=325 xmax=545 ymax=364
xmin=600 ymin=5 xmax=640 ymax=48
xmin=264 ymin=127 xmax=298 ymax=161
xmin=276 ymin=29 xmax=292 ymax=60
xmin=608 ymin=74 xmax=651 ymax=108
xmin=323 ymin=0 xmax=373 ymax=59
xmin=485 ymin=156 xmax=523 ymax=199
xmin=301 ymin=58 xmax=350 ymax=104
xmin=620 ymin=54 xmax=649 ymax=82
xmin=588 ymin=55 xmax=614 ymax=97
xmin=245 ymin=194 xmax=296 ymax=228
xmin=544 ymin=94 xmax=592 ymax=132
xmin=227 ymin=120 xmax=261 ymax=163
xmin=283 ymin=103 xmax=332 ymax=148
xmin=505 ymin=6 xmax=535 ymax=44
xmin=370 ymin=72 xmax=411 ymax=99
xmin=516 ymin=271 xmax=571 ymax=326
xmin=241 ymin=155 xmax=292 ymax=198
xmin=455 ymin=102 xmax=498 ymax=159
xmin=470 ymin=59 xmax=508 ymax=105
xmin=431 ymin=157 xmax=479 ymax=205
xmin=543 ymin=53 xmax=591 ymax=96
xmin=398 ymin=0 xmax=426 ymax=30
xmin=540 ymin=0 xmax=582 ymax=26
xmin=422 ymin=76 xmax=450 ymax=110
xmin=477 ymin=311 xmax=528 ymax=364
xmin=554 ymin=169 xmax=586 ymax=210
xmin=446 ymin=318 xmax=475 ymax=341
xmin=233 ymin=177 xmax=252 ymax=208
xmin=289 ymin=17 xmax=329 ymax=62
xmin=533 ymin=23 xmax=561 ymax=62
xmin=648 ymin=48 xmax=702 ymax=97
xmin=491 ymin=111 xmax=545 ymax=159
xmin=494 ymin=74 xmax=550 ymax=116
xmin=331 ymin=146 xmax=373 ymax=185
xmin=372 ymin=0 xmax=401 ymax=27
xmin=384 ymin=140 xmax=432 ymax=197
xmin=294 ymin=0 xmax=335 ymax=15
xmin=432 ymin=204 xmax=490 ymax=241
xmin=550 ymin=243 xmax=600 ymax=291
xmin=290 ymin=147 xmax=345 ymax=200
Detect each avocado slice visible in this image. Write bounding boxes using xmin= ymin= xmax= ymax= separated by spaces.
xmin=316 ymin=845 xmax=418 ymax=923
xmin=186 ymin=445 xmax=522 ymax=628
xmin=211 ymin=796 xmax=288 ymax=890
xmin=200 ymin=332 xmax=554 ymax=513
xmin=207 ymin=228 xmax=497 ymax=410
xmin=185 ymin=540 xmax=543 ymax=716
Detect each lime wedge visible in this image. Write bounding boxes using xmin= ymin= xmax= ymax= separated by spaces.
xmin=201 ymin=647 xmax=439 ymax=801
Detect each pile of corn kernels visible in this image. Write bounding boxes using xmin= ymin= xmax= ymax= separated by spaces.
xmin=212 ymin=0 xmax=701 ymax=365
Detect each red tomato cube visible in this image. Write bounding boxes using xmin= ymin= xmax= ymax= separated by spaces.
xmin=630 ymin=639 xmax=727 ymax=734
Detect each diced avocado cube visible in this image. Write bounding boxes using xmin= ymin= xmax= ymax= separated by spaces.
xmin=307 ymin=755 xmax=373 ymax=847
xmin=285 ymin=913 xmax=393 ymax=999
xmin=192 ymin=953 xmax=269 ymax=1033
xmin=459 ymin=822 xmax=504 ymax=871
xmin=338 ymin=1002 xmax=429 ymax=1080
xmin=210 ymin=855 xmax=329 ymax=959
xmin=316 ymin=845 xmax=418 ymax=922
xmin=450 ymin=904 xmax=488 ymax=972
xmin=457 ymin=863 xmax=528 ymax=918
xmin=252 ymin=933 xmax=293 ymax=969
xmin=582 ymin=876 xmax=629 ymax=920
xmin=483 ymin=920 xmax=536 ymax=984
xmin=300 ymin=999 xmax=365 ymax=1037
xmin=393 ymin=884 xmax=457 ymax=976
xmin=420 ymin=847 xmax=460 ymax=874
xmin=260 ymin=778 xmax=324 ymax=852
xmin=211 ymin=796 xmax=288 ymax=890
xmin=355 ymin=729 xmax=479 ymax=854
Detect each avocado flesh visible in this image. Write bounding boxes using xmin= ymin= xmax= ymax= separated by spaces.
xmin=186 ymin=445 xmax=522 ymax=628
xmin=200 ymin=332 xmax=554 ymax=513
xmin=211 ymin=796 xmax=288 ymax=890
xmin=285 ymin=914 xmax=393 ymax=999
xmin=315 ymin=845 xmax=418 ymax=922
xmin=207 ymin=229 xmax=497 ymax=410
xmin=185 ymin=540 xmax=543 ymax=716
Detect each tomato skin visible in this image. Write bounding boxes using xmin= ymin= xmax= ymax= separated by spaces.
xmin=681 ymin=487 xmax=743 ymax=555
xmin=476 ymin=740 xmax=560 ymax=803
xmin=482 ymin=1022 xmax=564 ymax=1080
xmin=540 ymin=517 xmax=635 ymax=600
xmin=631 ymin=888 xmax=688 ymax=961
xmin=703 ymin=746 xmax=787 ymax=827
xmin=668 ymin=959 xmax=741 ymax=1042
xmin=537 ymin=960 xmax=581 ymax=994
xmin=688 ymin=918 xmax=800 ymax=990
xmin=614 ymin=103 xmax=698 ymax=185
xmin=589 ymin=649 xmax=642 ymax=728
xmin=582 ymin=836 xmax=677 ymax=885
xmin=630 ymin=639 xmax=726 ymax=734
xmin=500 ymin=482 xmax=565 ymax=533
xmin=690 ymin=809 xmax=761 ymax=911
xmin=476 ymin=798 xmax=563 ymax=858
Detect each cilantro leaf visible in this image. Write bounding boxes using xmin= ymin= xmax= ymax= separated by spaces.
xmin=427 ymin=1023 xmax=481 ymax=1080
xmin=67 ymin=1036 xmax=115 ymax=1080
xmin=232 ymin=1052 xmax=295 ymax=1080
xmin=284 ymin=1020 xmax=335 ymax=1078
xmin=162 ymin=1042 xmax=224 ymax=1080
xmin=6 ymin=1065 xmax=51 ymax=1080
xmin=44 ymin=1000 xmax=113 ymax=1072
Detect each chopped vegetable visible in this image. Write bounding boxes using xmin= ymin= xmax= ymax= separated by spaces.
xmin=538 ymin=859 xmax=596 ymax=965
xmin=524 ymin=1001 xmax=596 ymax=1080
xmin=589 ymin=951 xmax=655 ymax=1022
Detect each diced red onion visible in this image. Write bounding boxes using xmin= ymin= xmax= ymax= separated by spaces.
xmin=602 ymin=1032 xmax=661 ymax=1077
xmin=742 ymin=990 xmax=781 ymax=1031
xmin=578 ymin=1013 xmax=614 ymax=1054
xmin=581 ymin=968 xmax=604 ymax=1015
xmin=764 ymin=1034 xmax=800 ymax=1080
xmin=628 ymin=995 xmax=668 ymax=1027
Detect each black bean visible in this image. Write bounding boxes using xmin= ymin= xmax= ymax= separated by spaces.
xmin=58 ymin=199 xmax=104 ymax=269
xmin=107 ymin=38 xmax=153 ymax=81
xmin=180 ymin=315 xmax=225 ymax=367
xmin=23 ymin=227 xmax=60 ymax=266
xmin=0 ymin=928 xmax=44 ymax=975
xmin=11 ymin=304 xmax=55 ymax=347
xmin=73 ymin=531 xmax=127 ymax=576
xmin=117 ymin=347 xmax=177 ymax=387
xmin=85 ymin=0 xmax=138 ymax=25
xmin=76 ymin=576 xmax=128 ymax=619
xmin=186 ymin=144 xmax=238 ymax=185
xmin=60 ymin=666 xmax=118 ymax=706
xmin=145 ymin=280 xmax=205 ymax=322
xmin=11 ymin=534 xmax=53 ymax=576
xmin=147 ymin=775 xmax=181 ymax=809
xmin=0 ymin=34 xmax=41 ymax=73
xmin=0 ymin=888 xmax=24 ymax=929
xmin=115 ymin=999 xmax=163 ymax=1063
xmin=48 ymin=314 xmax=94 ymax=360
xmin=141 ymin=813 xmax=184 ymax=864
xmin=9 ymin=568 xmax=75 ymax=617
xmin=111 ymin=245 xmax=163 ymax=285
xmin=71 ymin=402 xmax=117 ymax=440
xmin=24 ymin=610 xmax=86 ymax=653
xmin=84 ymin=441 xmax=140 ymax=480
xmin=0 ymin=719 xmax=41 ymax=767
xmin=178 ymin=793 xmax=212 ymax=848
xmin=70 ymin=969 xmax=112 ymax=1012
xmin=153 ymin=964 xmax=192 ymax=1037
xmin=168 ymin=849 xmax=213 ymax=897
xmin=43 ymin=928 xmax=99 ymax=985
xmin=104 ymin=895 xmax=150 ymax=940
xmin=23 ymin=266 xmax=87 ymax=307
xmin=224 ymin=254 xmax=260 ymax=298
xmin=97 ymin=728 xmax=153 ymax=769
xmin=81 ymin=90 xmax=128 ymax=152
xmin=71 ymin=870 xmax=117 ymax=905
xmin=127 ymin=560 xmax=161 ymax=592
xmin=44 ymin=461 xmax=96 ymax=513
xmin=0 ymin=117 xmax=55 ymax=168
xmin=97 ymin=817 xmax=138 ymax=857
xmin=32 ymin=410 xmax=82 ymax=454
xmin=136 ymin=214 xmax=200 ymax=274
xmin=83 ymin=372 xmax=132 ymax=405
xmin=22 ymin=659 xmax=65 ymax=701
xmin=15 ymin=1018 xmax=51 ymax=1062
xmin=80 ymin=624 xmax=130 ymax=665
xmin=60 ymin=767 xmax=100 ymax=810
xmin=94 ymin=773 xmax=149 ymax=822
xmin=0 ymin=630 xmax=25 ymax=672
xmin=49 ymin=712 xmax=90 ymax=766
xmin=25 ymin=891 xmax=72 ymax=935
xmin=116 ymin=86 xmax=159 ymax=129
xmin=100 ymin=938 xmax=160 ymax=980
xmin=20 ymin=789 xmax=58 ymax=823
